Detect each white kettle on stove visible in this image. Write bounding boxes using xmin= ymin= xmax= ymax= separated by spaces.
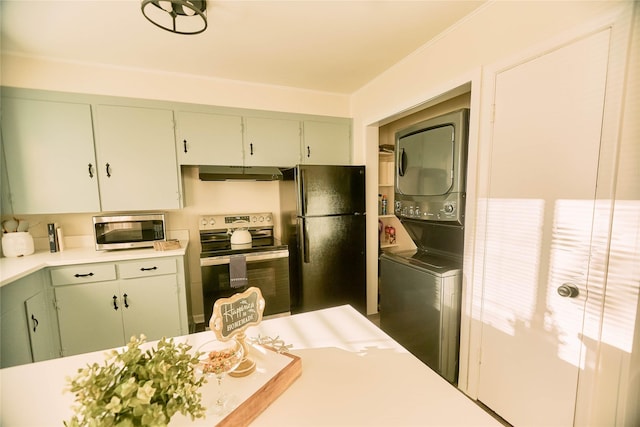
xmin=229 ymin=220 xmax=252 ymax=245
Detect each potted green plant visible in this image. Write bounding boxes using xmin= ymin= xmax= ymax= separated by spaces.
xmin=64 ymin=335 xmax=206 ymax=426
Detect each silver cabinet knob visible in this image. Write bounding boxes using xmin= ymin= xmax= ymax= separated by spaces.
xmin=557 ymin=283 xmax=580 ymax=298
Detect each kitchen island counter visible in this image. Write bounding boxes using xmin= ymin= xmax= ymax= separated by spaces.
xmin=1 ymin=305 xmax=501 ymax=426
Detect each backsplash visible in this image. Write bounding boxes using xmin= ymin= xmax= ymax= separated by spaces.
xmin=2 ymin=166 xmax=281 ymax=236
xmin=1 ymin=165 xmax=283 ymax=321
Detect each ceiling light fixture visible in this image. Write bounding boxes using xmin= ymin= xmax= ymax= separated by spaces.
xmin=141 ymin=0 xmax=207 ymax=35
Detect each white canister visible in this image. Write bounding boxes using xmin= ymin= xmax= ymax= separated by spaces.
xmin=2 ymin=232 xmax=35 ymax=257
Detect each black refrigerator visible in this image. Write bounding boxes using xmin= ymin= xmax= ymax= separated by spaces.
xmin=280 ymin=165 xmax=367 ymax=314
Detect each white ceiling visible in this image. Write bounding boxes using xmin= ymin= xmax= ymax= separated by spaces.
xmin=0 ymin=1 xmax=485 ymax=94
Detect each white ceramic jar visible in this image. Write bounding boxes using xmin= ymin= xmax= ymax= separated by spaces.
xmin=2 ymin=232 xmax=35 ymax=257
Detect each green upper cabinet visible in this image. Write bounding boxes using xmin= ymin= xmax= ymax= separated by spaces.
xmin=176 ymin=111 xmax=243 ymax=166
xmin=301 ymin=120 xmax=351 ymax=165
xmin=93 ymin=105 xmax=181 ymax=211
xmin=1 ymin=88 xmax=352 ymax=215
xmin=244 ymin=116 xmax=301 ymax=167
xmin=1 ymin=131 xmax=15 ymax=217
xmin=1 ymin=97 xmax=101 ymax=214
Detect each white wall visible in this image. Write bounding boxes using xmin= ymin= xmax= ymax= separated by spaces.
xmin=352 ymin=1 xmax=626 ymax=320
xmin=1 ymin=54 xmax=351 ymax=118
xmin=350 ymin=1 xmax=638 ymax=425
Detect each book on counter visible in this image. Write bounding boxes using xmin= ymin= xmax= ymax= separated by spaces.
xmin=47 ymin=223 xmax=60 ymax=253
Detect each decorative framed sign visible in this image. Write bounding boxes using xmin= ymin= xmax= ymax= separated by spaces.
xmin=208 ymin=287 xmax=266 ymax=377
xmin=209 ymin=287 xmax=266 ymax=340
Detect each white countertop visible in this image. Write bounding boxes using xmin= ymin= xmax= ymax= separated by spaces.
xmin=0 ymin=238 xmax=189 ymax=287
xmin=0 ymin=305 xmax=502 ymax=426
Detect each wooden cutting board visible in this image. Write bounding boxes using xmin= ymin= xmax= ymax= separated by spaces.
xmin=217 ymin=347 xmax=302 ymax=427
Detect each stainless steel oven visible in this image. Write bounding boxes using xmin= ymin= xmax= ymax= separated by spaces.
xmin=199 ymin=213 xmax=290 ymax=324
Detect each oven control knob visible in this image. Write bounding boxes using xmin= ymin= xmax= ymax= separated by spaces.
xmin=259 ymin=216 xmax=264 ymax=223
xmin=201 ymin=218 xmax=208 ymax=227
xmin=266 ymin=215 xmax=272 ymax=222
xmin=443 ymin=203 xmax=455 ymax=214
xmin=209 ymin=219 xmax=216 ymax=226
xmin=414 ymin=207 xmax=421 ymax=217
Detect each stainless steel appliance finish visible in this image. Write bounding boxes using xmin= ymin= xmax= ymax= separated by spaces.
xmin=380 ymin=250 xmax=462 ymax=384
xmin=93 ymin=213 xmax=166 ymax=250
xmin=199 ymin=212 xmax=290 ymax=323
xmin=280 ymin=165 xmax=367 ymax=314
xmin=395 ymin=109 xmax=469 ymax=225
xmin=198 ymin=165 xmax=283 ymax=181
xmin=379 ymin=108 xmax=470 ymax=385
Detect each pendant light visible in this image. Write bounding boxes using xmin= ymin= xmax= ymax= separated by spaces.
xmin=141 ymin=0 xmax=207 ymax=35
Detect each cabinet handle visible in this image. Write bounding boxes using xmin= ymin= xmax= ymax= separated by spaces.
xmin=88 ymin=163 xmax=94 ymax=178
xmin=140 ymin=266 xmax=158 ymax=271
xmin=113 ymin=295 xmax=119 ymax=311
xmin=31 ymin=314 xmax=39 ymax=332
xmin=307 ymin=146 xmax=311 ymax=158
xmin=250 ymin=143 xmax=254 ymax=156
xmin=183 ymin=139 xmax=188 ymax=153
xmin=123 ymin=293 xmax=129 ymax=308
xmin=74 ymin=272 xmax=94 ymax=278
xmin=106 ymin=163 xmax=111 ymax=178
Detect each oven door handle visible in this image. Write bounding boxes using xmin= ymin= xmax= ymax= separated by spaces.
xmin=200 ymin=249 xmax=289 ymax=266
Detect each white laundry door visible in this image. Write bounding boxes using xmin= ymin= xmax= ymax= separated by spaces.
xmin=477 ymin=29 xmax=610 ymax=426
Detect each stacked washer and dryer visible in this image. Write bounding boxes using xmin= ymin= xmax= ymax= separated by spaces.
xmin=379 ymin=109 xmax=469 ymax=385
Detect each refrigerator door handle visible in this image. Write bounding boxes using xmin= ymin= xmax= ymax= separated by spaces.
xmin=300 ymin=218 xmax=310 ymax=263
xmin=299 ymin=168 xmax=307 ymax=215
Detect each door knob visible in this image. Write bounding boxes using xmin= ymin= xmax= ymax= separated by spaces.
xmin=557 ymin=283 xmax=579 ymax=298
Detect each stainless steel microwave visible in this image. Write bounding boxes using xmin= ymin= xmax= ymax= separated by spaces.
xmin=93 ymin=213 xmax=166 ymax=250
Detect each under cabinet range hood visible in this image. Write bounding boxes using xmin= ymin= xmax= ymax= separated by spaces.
xmin=198 ymin=165 xmax=283 ymax=181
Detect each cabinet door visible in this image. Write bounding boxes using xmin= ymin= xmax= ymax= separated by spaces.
xmin=176 ymin=111 xmax=243 ymax=166
xmin=302 ymin=120 xmax=351 ymax=165
xmin=1 ymin=271 xmax=57 ymax=368
xmin=121 ymin=275 xmax=182 ymax=342
xmin=1 ymin=98 xmax=100 ymax=214
xmin=24 ymin=291 xmax=57 ymax=362
xmin=94 ymin=105 xmax=180 ymax=211
xmin=1 ymin=135 xmax=13 ymax=217
xmin=244 ymin=117 xmax=300 ymax=167
xmin=1 ymin=299 xmax=34 ymax=368
xmin=55 ymin=282 xmax=124 ymax=356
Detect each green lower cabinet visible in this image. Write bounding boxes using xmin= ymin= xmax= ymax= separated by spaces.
xmin=1 ymin=270 xmax=60 ymax=368
xmin=52 ymin=257 xmax=186 ymax=357
xmin=54 ymin=281 xmax=126 ymax=356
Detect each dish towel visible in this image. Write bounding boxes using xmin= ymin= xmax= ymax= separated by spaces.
xmin=229 ymin=255 xmax=248 ymax=288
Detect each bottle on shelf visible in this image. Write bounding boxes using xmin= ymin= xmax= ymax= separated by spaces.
xmin=381 ymin=195 xmax=388 ymax=215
